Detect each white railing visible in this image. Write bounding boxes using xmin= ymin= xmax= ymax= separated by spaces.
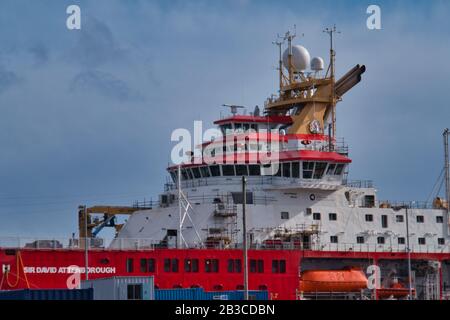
xmin=1 ymin=237 xmax=450 ymax=254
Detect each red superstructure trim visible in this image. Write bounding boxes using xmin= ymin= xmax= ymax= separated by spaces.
xmin=214 ymin=115 xmax=292 ymax=125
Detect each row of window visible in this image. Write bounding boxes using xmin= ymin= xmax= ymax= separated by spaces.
xmin=126 ymin=258 xmax=286 ymax=274
xmin=330 ymin=236 xmax=446 ymax=245
xmin=169 ymin=162 xmax=345 ymax=182
xmin=309 ymin=212 xmax=444 ymax=225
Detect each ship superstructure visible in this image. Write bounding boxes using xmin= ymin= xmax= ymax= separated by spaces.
xmin=1 ymin=28 xmax=450 ymax=300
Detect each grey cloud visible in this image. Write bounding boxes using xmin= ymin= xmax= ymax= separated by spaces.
xmin=0 ymin=66 xmax=21 ymax=94
xmin=70 ymin=70 xmax=142 ymax=102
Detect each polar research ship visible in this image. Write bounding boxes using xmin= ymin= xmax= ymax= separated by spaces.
xmin=1 ymin=28 xmax=450 ymax=300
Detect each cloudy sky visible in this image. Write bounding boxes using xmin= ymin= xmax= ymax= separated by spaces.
xmin=0 ymin=0 xmax=449 ymax=239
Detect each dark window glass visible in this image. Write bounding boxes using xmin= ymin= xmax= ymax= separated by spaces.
xmin=283 ymin=162 xmax=291 ymax=177
xmin=281 ymin=211 xmax=289 ymax=220
xmin=212 ymin=259 xmax=219 ymax=272
xmin=222 ymin=165 xmax=235 ymax=176
xmin=192 ymin=259 xmax=199 ymax=272
xmin=127 ymin=284 xmax=143 ymax=300
xmin=210 ymin=165 xmax=221 ymax=177
xmin=187 ymin=169 xmax=194 ymax=180
xmin=313 ymin=212 xmax=321 ymax=220
xmin=436 ymin=216 xmax=444 ymax=223
xmin=235 ymin=259 xmax=242 ymax=273
xmin=140 ymin=258 xmax=147 ymax=273
xmin=357 ymin=236 xmax=365 ymax=244
xmin=326 ymin=163 xmax=336 ymax=175
xmin=235 ymin=165 xmax=248 ymax=176
xmin=164 ymin=258 xmax=170 ymax=272
xmin=257 ymin=260 xmax=264 ymax=273
xmin=272 ymin=260 xmax=279 ymax=273
xmin=126 ymin=258 xmax=134 ymax=273
xmin=329 ymin=213 xmax=337 ymax=221
xmin=330 ymin=236 xmax=338 ymax=243
xmin=396 ymin=215 xmax=404 ymax=223
xmin=417 ymin=216 xmax=424 ymax=223
xmin=377 ymin=237 xmax=385 ymax=244
xmin=200 ymin=166 xmax=210 ymax=178
xmin=291 ymin=162 xmax=300 ymax=178
xmin=398 ymin=237 xmax=405 ymax=245
xmin=418 ymin=238 xmax=426 ymax=245
xmin=334 ymin=164 xmax=345 ymax=175
xmin=181 ymin=169 xmax=189 ymax=180
xmin=249 ymin=165 xmax=260 ymax=176
xmin=279 ymin=260 xmax=286 ymax=273
xmin=148 ymin=259 xmax=155 ymax=272
xmin=313 ymin=162 xmax=327 ymax=179
xmin=382 ymin=215 xmax=388 ymax=228
xmin=172 ymin=259 xmax=179 ymax=272
xmin=302 ymin=162 xmax=314 ymax=179
xmin=192 ymin=167 xmax=201 ymax=179
xmin=365 ymin=214 xmax=373 ymax=222
xmin=250 ymin=260 xmax=257 ymax=273
xmin=184 ymin=259 xmax=192 ymax=272
xmin=227 ymin=259 xmax=234 ymax=273
xmin=438 ymin=238 xmax=445 ymax=245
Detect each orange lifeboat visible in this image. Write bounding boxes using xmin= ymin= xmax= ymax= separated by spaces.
xmin=300 ymin=268 xmax=368 ymax=293
xmin=377 ymin=282 xmax=415 ymax=299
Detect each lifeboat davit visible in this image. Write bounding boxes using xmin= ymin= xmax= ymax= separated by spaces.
xmin=300 ymin=268 xmax=368 ymax=293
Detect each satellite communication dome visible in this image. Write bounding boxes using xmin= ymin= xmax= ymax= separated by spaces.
xmin=311 ymin=57 xmax=325 ymax=72
xmin=282 ymin=45 xmax=311 ymax=72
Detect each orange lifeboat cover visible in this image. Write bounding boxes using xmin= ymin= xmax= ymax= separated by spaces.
xmin=300 ymin=269 xmax=368 ymax=293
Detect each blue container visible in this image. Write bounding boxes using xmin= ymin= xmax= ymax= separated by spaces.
xmin=155 ymin=288 xmax=268 ymax=300
xmin=0 ymin=288 xmax=93 ymax=300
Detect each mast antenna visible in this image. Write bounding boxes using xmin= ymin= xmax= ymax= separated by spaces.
xmin=323 ymin=25 xmax=341 ymax=145
xmin=444 ymin=128 xmax=450 ymax=235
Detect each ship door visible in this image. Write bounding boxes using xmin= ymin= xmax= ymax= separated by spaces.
xmin=302 ymin=235 xmax=311 ymax=250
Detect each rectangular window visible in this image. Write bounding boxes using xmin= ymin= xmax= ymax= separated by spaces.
xmin=140 ymin=258 xmax=147 ymax=273
xmin=250 ymin=259 xmax=257 ymax=273
xmin=205 ymin=259 xmax=219 ymax=273
xmin=126 ymin=258 xmax=134 ymax=273
xmin=313 ymin=162 xmax=327 ymax=179
xmin=227 ymin=259 xmax=242 ymax=273
xmin=438 ymin=238 xmax=445 ymax=245
xmin=148 ymin=259 xmax=155 ymax=272
xmin=127 ymin=284 xmax=143 ymax=300
xmin=302 ymin=162 xmax=314 ymax=179
xmin=396 ymin=215 xmax=404 ymax=223
xmin=291 ymin=162 xmax=300 ymax=178
xmin=192 ymin=167 xmax=201 ymax=179
xmin=398 ymin=237 xmax=405 ymax=245
xmin=279 ymin=260 xmax=286 ymax=273
xmin=283 ymin=162 xmax=291 ymax=178
xmin=248 ymin=165 xmax=260 ymax=176
xmin=272 ymin=260 xmax=285 ymax=273
xmin=222 ymin=165 xmax=235 ymax=176
xmin=418 ymin=238 xmax=426 ymax=245
xmin=281 ymin=211 xmax=289 ymax=220
xmin=417 ymin=216 xmax=424 ymax=223
xmin=250 ymin=259 xmax=264 ymax=273
xmin=377 ymin=237 xmax=385 ymax=244
xmin=381 ymin=215 xmax=388 ymax=228
xmin=210 ymin=165 xmax=221 ymax=177
xmin=164 ymin=258 xmax=170 ymax=272
xmin=184 ymin=259 xmax=199 ymax=273
xmin=365 ymin=214 xmax=373 ymax=222
xmin=357 ymin=236 xmax=365 ymax=244
xmin=313 ymin=212 xmax=321 ymax=220
xmin=329 ymin=213 xmax=337 ymax=221
xmin=235 ymin=165 xmax=248 ymax=176
xmin=330 ymin=236 xmax=338 ymax=243
xmin=257 ymin=259 xmax=264 ymax=273
xmin=436 ymin=216 xmax=444 ymax=223
xmin=171 ymin=259 xmax=179 ymax=272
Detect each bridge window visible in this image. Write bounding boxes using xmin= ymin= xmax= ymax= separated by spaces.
xmin=126 ymin=258 xmax=134 ymax=273
xmin=222 ymin=165 xmax=235 ymax=176
xmin=140 ymin=258 xmax=156 ymax=273
xmin=436 ymin=216 xmax=443 ymax=223
xmin=417 ymin=215 xmax=424 ymax=223
xmin=398 ymin=237 xmax=405 ymax=245
xmin=291 ymin=162 xmax=300 ymax=178
xmin=313 ymin=212 xmax=321 ymax=220
xmin=187 ymin=169 xmax=194 ymax=180
xmin=164 ymin=258 xmax=179 ymax=272
xmin=334 ymin=164 xmax=345 ymax=175
xmin=326 ymin=164 xmax=336 ymax=175
xmin=235 ymin=165 xmax=248 ymax=176
xmin=302 ymin=162 xmax=314 ymax=179
xmin=377 ymin=237 xmax=385 ymax=244
xmin=330 ymin=236 xmax=338 ymax=243
xmin=169 ymin=171 xmax=177 ymax=183
xmin=210 ymin=165 xmax=221 ymax=177
xmin=200 ymin=166 xmax=211 ymax=178
xmin=381 ymin=215 xmax=388 ymax=228
xmin=418 ymin=238 xmax=426 ymax=245
xmin=249 ymin=165 xmax=260 ymax=176
xmin=365 ymin=214 xmax=373 ymax=222
xmin=313 ymin=162 xmax=327 ymax=179
xmin=396 ymin=215 xmax=404 ymax=223
xmin=181 ymin=169 xmax=189 ymax=180
xmin=250 ymin=259 xmax=264 ymax=273
xmin=356 ymin=236 xmax=365 ymax=244
xmin=329 ymin=213 xmax=337 ymax=221
xmin=283 ymin=162 xmax=291 ymax=177
xmin=192 ymin=167 xmax=201 ymax=179
xmin=438 ymin=238 xmax=445 ymax=245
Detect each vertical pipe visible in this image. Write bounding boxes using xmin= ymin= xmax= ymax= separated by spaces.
xmin=242 ymin=176 xmax=248 ymax=301
xmin=405 ymin=207 xmax=413 ymax=299
xmin=178 ymin=165 xmax=182 ymax=249
xmin=444 ymin=129 xmax=450 ymax=235
xmin=84 ymin=206 xmax=89 ymax=281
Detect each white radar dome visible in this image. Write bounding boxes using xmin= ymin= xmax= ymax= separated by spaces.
xmin=311 ymin=57 xmax=325 ymax=71
xmin=282 ymin=45 xmax=311 ymax=72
